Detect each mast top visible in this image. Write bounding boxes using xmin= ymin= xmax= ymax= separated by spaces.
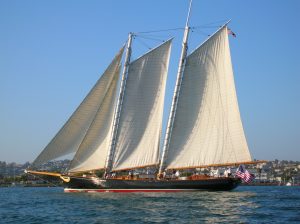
xmin=185 ymin=0 xmax=193 ymax=28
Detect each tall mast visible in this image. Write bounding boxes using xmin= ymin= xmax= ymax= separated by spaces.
xmin=158 ymin=0 xmax=193 ymax=175
xmin=105 ymin=33 xmax=133 ymax=175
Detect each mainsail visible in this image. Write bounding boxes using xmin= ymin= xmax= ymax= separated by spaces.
xmin=111 ymin=40 xmax=172 ymax=171
xmin=164 ymin=26 xmax=251 ymax=169
xmin=31 ymin=47 xmax=124 ymax=168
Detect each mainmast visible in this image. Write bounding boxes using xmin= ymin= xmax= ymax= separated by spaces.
xmin=105 ymin=33 xmax=133 ymax=175
xmin=158 ymin=0 xmax=193 ymax=175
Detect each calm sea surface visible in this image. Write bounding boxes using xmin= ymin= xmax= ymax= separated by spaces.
xmin=0 ymin=186 xmax=299 ymax=224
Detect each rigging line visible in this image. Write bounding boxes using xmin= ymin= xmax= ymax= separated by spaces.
xmin=135 ymin=35 xmax=166 ymax=43
xmin=137 ymin=33 xmax=173 ymax=39
xmin=193 ymin=19 xmax=229 ymax=28
xmin=191 ymin=24 xmax=223 ymax=29
xmin=136 ymin=34 xmax=170 ymax=40
xmin=133 ymin=37 xmax=152 ymax=50
xmin=135 ymin=27 xmax=184 ymax=34
xmin=190 ymin=29 xmax=211 ymax=37
xmin=134 ymin=20 xmax=228 ymax=35
xmin=191 ymin=25 xmax=221 ymax=30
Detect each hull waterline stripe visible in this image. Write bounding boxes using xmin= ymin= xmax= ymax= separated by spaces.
xmin=64 ymin=188 xmax=200 ymax=193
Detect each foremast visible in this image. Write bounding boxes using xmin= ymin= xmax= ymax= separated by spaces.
xmin=105 ymin=33 xmax=133 ymax=175
xmin=158 ymin=0 xmax=193 ymax=175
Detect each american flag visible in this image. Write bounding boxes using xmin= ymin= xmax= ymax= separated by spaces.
xmin=227 ymin=28 xmax=236 ymax=38
xmin=235 ymin=165 xmax=255 ymax=183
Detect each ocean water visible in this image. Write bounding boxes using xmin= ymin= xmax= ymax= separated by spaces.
xmin=0 ymin=186 xmax=299 ymax=224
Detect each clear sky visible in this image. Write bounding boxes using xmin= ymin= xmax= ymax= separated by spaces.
xmin=1 ymin=0 xmax=299 ymax=163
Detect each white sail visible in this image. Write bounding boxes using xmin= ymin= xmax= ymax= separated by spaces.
xmin=68 ymin=64 xmax=120 ymax=172
xmin=165 ymin=27 xmax=251 ymax=169
xmin=31 ymin=47 xmax=124 ymax=168
xmin=112 ymin=40 xmax=172 ymax=171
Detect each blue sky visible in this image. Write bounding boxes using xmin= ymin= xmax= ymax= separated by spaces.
xmin=0 ymin=0 xmax=299 ymax=163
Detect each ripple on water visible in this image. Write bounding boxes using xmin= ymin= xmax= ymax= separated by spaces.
xmin=0 ymin=186 xmax=300 ymax=223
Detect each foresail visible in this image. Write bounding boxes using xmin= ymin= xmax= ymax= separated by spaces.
xmin=31 ymin=47 xmax=124 ymax=168
xmin=165 ymin=27 xmax=251 ymax=169
xmin=112 ymin=40 xmax=172 ymax=171
xmin=68 ymin=64 xmax=120 ymax=173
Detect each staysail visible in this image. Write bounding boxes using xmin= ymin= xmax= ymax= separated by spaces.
xmin=111 ymin=40 xmax=172 ymax=171
xmin=31 ymin=47 xmax=124 ymax=168
xmin=164 ymin=26 xmax=251 ymax=169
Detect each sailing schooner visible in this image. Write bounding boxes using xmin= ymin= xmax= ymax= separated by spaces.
xmin=26 ymin=1 xmax=265 ymax=192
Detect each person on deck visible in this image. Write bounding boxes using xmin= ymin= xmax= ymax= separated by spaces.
xmin=227 ymin=168 xmax=232 ymax=177
xmin=128 ymin=171 xmax=133 ymax=179
xmin=224 ymin=168 xmax=231 ymax=177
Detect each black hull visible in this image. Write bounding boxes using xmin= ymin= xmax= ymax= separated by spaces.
xmin=64 ymin=176 xmax=241 ymax=192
